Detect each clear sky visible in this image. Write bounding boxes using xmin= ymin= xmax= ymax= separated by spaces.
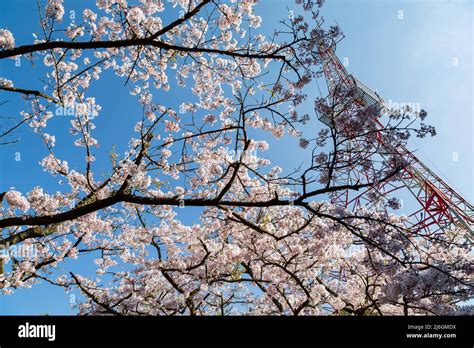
xmin=0 ymin=0 xmax=472 ymax=314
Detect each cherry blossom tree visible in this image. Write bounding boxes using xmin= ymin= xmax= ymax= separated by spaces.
xmin=0 ymin=0 xmax=472 ymax=316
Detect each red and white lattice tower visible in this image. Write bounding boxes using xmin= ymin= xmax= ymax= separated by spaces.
xmin=316 ymin=39 xmax=474 ymax=243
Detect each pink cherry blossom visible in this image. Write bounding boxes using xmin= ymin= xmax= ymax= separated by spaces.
xmin=5 ymin=190 xmax=30 ymax=212
xmin=0 ymin=29 xmax=14 ymax=50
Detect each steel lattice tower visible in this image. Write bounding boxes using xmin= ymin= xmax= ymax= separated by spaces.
xmin=316 ymin=40 xmax=474 ymax=241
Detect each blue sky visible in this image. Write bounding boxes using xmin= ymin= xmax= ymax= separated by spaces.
xmin=0 ymin=0 xmax=472 ymax=314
